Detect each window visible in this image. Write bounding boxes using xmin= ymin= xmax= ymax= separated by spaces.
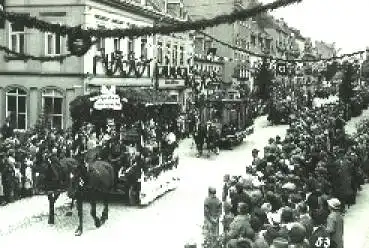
xmin=179 ymin=46 xmax=184 ymax=65
xmin=6 ymin=87 xmax=27 ymax=130
xmin=42 ymin=89 xmax=64 ymax=129
xmin=114 ymin=38 xmax=121 ymax=52
xmin=172 ymin=44 xmax=178 ymax=66
xmin=140 ymin=37 xmax=147 ymax=59
xmin=259 ymin=37 xmax=264 ymax=49
xmin=128 ymin=37 xmax=135 ymax=59
xmin=251 ymin=35 xmax=256 ymax=47
xmin=96 ymin=25 xmax=106 ymax=51
xmin=166 ymin=43 xmax=171 ymax=65
xmin=45 ymin=32 xmax=61 ymax=55
xmin=157 ymin=41 xmax=163 ymax=64
xmin=204 ymin=40 xmax=212 ymax=54
xmin=96 ymin=38 xmax=105 ymax=51
xmin=266 ymin=39 xmax=271 ymax=51
xmin=10 ymin=23 xmax=25 ymax=53
xmin=194 ymin=37 xmax=203 ymax=54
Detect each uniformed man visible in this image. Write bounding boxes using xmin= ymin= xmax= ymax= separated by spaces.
xmin=203 ymin=187 xmax=222 ymax=237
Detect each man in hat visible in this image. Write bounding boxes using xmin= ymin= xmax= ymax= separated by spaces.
xmin=326 ymin=198 xmax=343 ymax=248
xmin=226 ymin=203 xmax=253 ymax=244
xmin=310 ymin=210 xmax=331 ymax=248
xmin=251 ymin=148 xmax=262 ymax=169
xmin=203 ymin=186 xmax=222 ymax=237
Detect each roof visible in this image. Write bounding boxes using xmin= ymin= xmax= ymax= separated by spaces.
xmin=290 ymin=28 xmax=306 ymax=40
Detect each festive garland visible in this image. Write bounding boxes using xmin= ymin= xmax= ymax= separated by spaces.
xmin=0 ymin=0 xmax=301 ymax=38
xmin=198 ymin=31 xmax=369 ymax=63
xmin=67 ymin=30 xmax=93 ymax=57
xmin=0 ymin=44 xmax=73 ymax=62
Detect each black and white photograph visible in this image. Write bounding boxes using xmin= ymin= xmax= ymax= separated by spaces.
xmin=0 ymin=0 xmax=368 ymax=247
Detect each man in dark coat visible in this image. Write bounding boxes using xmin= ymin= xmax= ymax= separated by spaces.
xmin=1 ymin=117 xmax=14 ymax=140
xmin=230 ymin=182 xmax=252 ymax=215
xmin=203 ymin=187 xmax=222 ymax=237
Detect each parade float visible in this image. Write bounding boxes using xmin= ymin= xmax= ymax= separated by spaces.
xmin=69 ymin=86 xmax=181 ymax=205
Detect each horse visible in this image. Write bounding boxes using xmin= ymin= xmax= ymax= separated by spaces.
xmin=193 ymin=124 xmax=206 ymax=157
xmin=36 ymin=148 xmax=115 ymax=236
xmin=205 ymin=125 xmax=220 ymax=157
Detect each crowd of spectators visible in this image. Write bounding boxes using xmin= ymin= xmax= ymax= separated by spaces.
xmin=202 ymin=102 xmax=369 ymax=248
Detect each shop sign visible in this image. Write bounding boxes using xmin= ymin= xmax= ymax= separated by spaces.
xmin=158 ymin=79 xmax=185 ymax=89
xmin=90 ymin=85 xmax=125 ymax=110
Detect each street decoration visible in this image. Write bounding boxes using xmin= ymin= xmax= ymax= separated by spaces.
xmin=67 ymin=30 xmax=93 ymax=57
xmin=0 ymin=0 xmax=300 ymax=38
xmin=93 ymin=51 xmax=152 ymax=77
xmin=89 ymin=85 xmax=126 ymax=111
xmin=0 ymin=0 xmax=301 ymax=60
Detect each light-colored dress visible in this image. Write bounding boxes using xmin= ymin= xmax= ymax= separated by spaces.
xmin=24 ymin=159 xmax=33 ymax=189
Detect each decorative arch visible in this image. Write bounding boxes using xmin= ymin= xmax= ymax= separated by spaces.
xmin=4 ymin=84 xmax=29 ymax=94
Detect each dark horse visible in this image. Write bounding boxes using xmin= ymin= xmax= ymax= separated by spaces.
xmin=193 ymin=123 xmax=207 ymax=157
xmin=37 ymin=148 xmax=115 ymax=236
xmin=205 ymin=125 xmax=220 ymax=157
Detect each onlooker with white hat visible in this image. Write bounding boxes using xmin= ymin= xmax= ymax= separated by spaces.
xmin=326 ymin=198 xmax=344 ymax=248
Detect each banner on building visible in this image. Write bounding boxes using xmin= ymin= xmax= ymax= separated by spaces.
xmin=89 ymin=85 xmax=126 ymax=110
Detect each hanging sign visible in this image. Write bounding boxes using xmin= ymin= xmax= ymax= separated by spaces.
xmin=276 ymin=62 xmax=287 ymax=75
xmin=89 ymin=85 xmax=126 ymax=110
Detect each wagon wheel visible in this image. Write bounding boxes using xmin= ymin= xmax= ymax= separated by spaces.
xmin=128 ymin=185 xmax=140 ymax=206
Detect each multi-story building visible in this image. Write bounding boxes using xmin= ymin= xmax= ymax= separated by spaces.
xmin=0 ymin=0 xmax=192 ymax=130
xmin=315 ymin=41 xmax=336 ymax=59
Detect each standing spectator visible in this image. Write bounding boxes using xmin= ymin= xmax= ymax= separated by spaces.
xmin=222 ymin=174 xmax=231 ymax=202
xmin=3 ymin=155 xmax=15 ymax=203
xmin=221 ymin=201 xmax=234 ymax=234
xmin=203 ymin=187 xmax=222 ymax=237
xmin=0 ymin=154 xmax=6 ymax=205
xmin=326 ymin=198 xmax=344 ymax=248
xmin=1 ymin=117 xmax=14 ymax=140
xmin=24 ymin=154 xmax=34 ymax=197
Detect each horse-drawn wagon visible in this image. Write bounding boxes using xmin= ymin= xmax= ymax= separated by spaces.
xmin=69 ymin=87 xmax=181 ymax=206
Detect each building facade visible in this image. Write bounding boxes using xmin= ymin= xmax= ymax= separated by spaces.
xmin=0 ymin=0 xmax=192 ymax=130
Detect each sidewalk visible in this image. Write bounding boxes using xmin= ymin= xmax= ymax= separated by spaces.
xmin=0 ymin=193 xmax=70 ymax=236
xmin=343 ymin=107 xmax=369 ymax=248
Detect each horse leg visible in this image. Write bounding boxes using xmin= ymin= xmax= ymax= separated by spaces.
xmin=75 ymin=196 xmax=83 ymax=236
xmin=47 ymin=193 xmax=56 ymax=225
xmin=90 ymin=200 xmax=101 ymax=228
xmin=66 ymin=198 xmax=74 ymax=217
xmin=100 ymin=196 xmax=109 ymax=225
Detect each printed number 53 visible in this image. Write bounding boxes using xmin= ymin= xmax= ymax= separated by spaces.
xmin=315 ymin=237 xmax=331 ymax=248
